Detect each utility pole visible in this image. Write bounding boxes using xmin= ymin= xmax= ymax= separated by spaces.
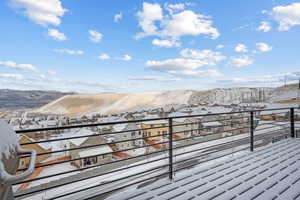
xmin=284 ymin=75 xmax=287 ymax=87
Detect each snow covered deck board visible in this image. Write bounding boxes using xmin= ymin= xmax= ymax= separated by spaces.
xmin=107 ymin=138 xmax=300 ymax=200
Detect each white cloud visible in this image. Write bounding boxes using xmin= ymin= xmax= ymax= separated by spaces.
xmin=47 ymin=69 xmax=57 ymax=75
xmin=146 ymin=58 xmax=223 ymax=78
xmin=216 ymin=44 xmax=225 ymax=49
xmin=169 ymin=69 xmax=222 ymax=77
xmin=146 ymin=48 xmax=225 ymax=78
xmin=0 ymin=73 xmax=23 ymax=79
xmin=120 ymin=55 xmax=132 ymax=61
xmin=146 ymin=58 xmax=207 ymax=72
xmin=89 ymin=30 xmax=103 ymax=43
xmin=129 ymin=75 xmax=181 ymax=82
xmin=0 ymin=61 xmax=37 ymax=72
xmin=256 ymin=42 xmax=272 ymax=52
xmin=136 ymin=2 xmax=219 ymax=40
xmin=234 ymin=43 xmax=247 ymax=52
xmin=161 ymin=10 xmax=219 ymax=40
xmin=136 ymin=2 xmax=163 ymax=38
xmin=227 ymin=55 xmax=254 ymax=67
xmin=218 ymin=71 xmax=300 ymax=86
xmin=272 ymin=3 xmax=300 ymax=31
xmin=152 ymin=39 xmax=180 ymax=47
xmin=180 ymin=49 xmax=226 ymax=64
xmin=165 ymin=3 xmax=186 ymax=14
xmin=114 ymin=12 xmax=123 ymax=22
xmin=54 ymin=49 xmax=84 ymax=55
xmin=9 ymin=0 xmax=67 ymax=26
xmin=257 ymin=21 xmax=272 ymax=32
xmin=48 ymin=29 xmax=67 ymax=40
xmin=0 ymin=73 xmax=122 ymax=92
xmin=98 ymin=53 xmax=111 ymax=60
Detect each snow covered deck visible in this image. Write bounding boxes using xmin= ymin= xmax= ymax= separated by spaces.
xmin=107 ymin=138 xmax=300 ymax=200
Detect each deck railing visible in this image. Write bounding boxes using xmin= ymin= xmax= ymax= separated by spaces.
xmin=13 ymin=107 xmax=300 ymax=200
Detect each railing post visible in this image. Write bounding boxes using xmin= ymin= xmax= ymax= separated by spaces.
xmin=290 ymin=108 xmax=295 ymax=138
xmin=168 ymin=118 xmax=173 ymax=180
xmin=250 ymin=111 xmax=254 ymax=152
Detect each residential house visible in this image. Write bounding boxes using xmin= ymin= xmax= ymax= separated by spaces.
xmin=111 ymin=123 xmax=144 ymax=153
xmin=18 ymin=135 xmax=52 ymax=169
xmin=169 ymin=111 xmax=201 ymax=140
xmin=140 ymin=115 xmax=168 ymax=141
xmin=69 ymin=128 xmax=112 ymax=168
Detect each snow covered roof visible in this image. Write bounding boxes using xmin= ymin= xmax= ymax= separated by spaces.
xmin=68 ymin=128 xmax=96 ymax=146
xmin=112 ymin=124 xmax=127 ymax=132
xmin=142 ymin=119 xmax=167 ymax=125
xmin=206 ymin=106 xmax=233 ymax=114
xmin=19 ymin=134 xmax=51 ymax=150
xmin=78 ymin=145 xmax=112 ymax=157
xmin=201 ymin=121 xmax=221 ymax=127
xmin=141 ymin=114 xmax=167 ymax=125
xmin=168 ymin=112 xmax=189 ymax=123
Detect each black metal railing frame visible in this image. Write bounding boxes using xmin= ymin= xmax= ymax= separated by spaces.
xmin=13 ymin=106 xmax=299 ymax=199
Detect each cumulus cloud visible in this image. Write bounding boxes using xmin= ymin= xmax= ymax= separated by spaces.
xmin=98 ymin=53 xmax=111 ymax=60
xmin=180 ymin=49 xmax=226 ymax=64
xmin=146 ymin=58 xmax=222 ymax=78
xmin=163 ymin=10 xmax=219 ymax=39
xmin=256 ymin=42 xmax=272 ymax=52
xmin=0 ymin=61 xmax=37 ymax=72
xmin=9 ymin=0 xmax=67 ymax=26
xmin=216 ymin=44 xmax=225 ymax=49
xmin=48 ymin=29 xmax=67 ymax=40
xmin=114 ymin=12 xmax=123 ymax=22
xmin=272 ymin=3 xmax=300 ymax=31
xmin=136 ymin=2 xmax=163 ymax=38
xmin=257 ymin=21 xmax=272 ymax=32
xmin=152 ymin=39 xmax=180 ymax=47
xmin=165 ymin=3 xmax=187 ymax=14
xmin=54 ymin=48 xmax=84 ymax=55
xmin=136 ymin=2 xmax=219 ymax=40
xmin=146 ymin=48 xmax=225 ymax=78
xmin=129 ymin=75 xmax=181 ymax=82
xmin=89 ymin=30 xmax=103 ymax=43
xmin=234 ymin=43 xmax=247 ymax=52
xmin=146 ymin=58 xmax=205 ymax=72
xmin=120 ymin=55 xmax=132 ymax=61
xmin=227 ymin=55 xmax=254 ymax=67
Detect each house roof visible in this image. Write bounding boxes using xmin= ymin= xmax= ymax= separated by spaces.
xmin=68 ymin=128 xmax=96 ymax=146
xmin=19 ymin=134 xmax=51 ymax=150
xmin=201 ymin=121 xmax=222 ymax=127
xmin=78 ymin=145 xmax=112 ymax=157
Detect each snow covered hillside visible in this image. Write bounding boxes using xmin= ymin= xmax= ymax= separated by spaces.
xmin=36 ymin=85 xmax=299 ymax=116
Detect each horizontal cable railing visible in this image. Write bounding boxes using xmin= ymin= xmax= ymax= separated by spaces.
xmin=12 ymin=107 xmax=299 ymax=200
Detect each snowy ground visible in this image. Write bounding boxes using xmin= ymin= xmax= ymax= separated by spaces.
xmin=107 ymin=138 xmax=300 ymax=200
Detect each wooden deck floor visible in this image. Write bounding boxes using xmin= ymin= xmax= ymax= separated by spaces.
xmin=107 ymin=138 xmax=300 ymax=200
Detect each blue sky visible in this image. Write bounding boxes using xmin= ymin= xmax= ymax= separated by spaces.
xmin=0 ymin=0 xmax=300 ymax=93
